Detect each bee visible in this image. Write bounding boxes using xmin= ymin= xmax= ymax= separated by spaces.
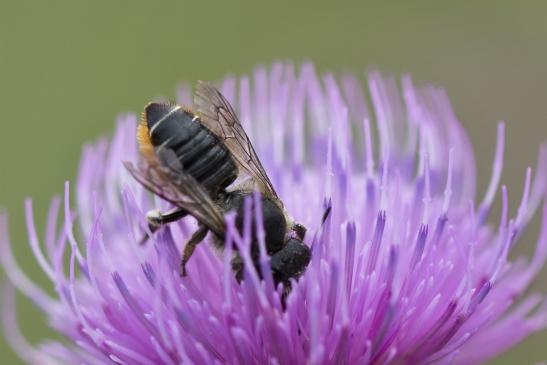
xmin=124 ymin=81 xmax=312 ymax=287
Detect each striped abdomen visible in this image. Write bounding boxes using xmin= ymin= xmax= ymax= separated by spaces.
xmin=138 ymin=102 xmax=238 ymax=195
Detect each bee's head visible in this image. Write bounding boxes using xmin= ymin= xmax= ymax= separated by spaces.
xmin=270 ymin=239 xmax=311 ymax=285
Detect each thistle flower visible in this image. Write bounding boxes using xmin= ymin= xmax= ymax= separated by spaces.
xmin=2 ymin=63 xmax=547 ymax=365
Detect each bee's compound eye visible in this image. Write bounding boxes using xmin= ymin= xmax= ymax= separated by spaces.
xmin=293 ymin=223 xmax=307 ymax=240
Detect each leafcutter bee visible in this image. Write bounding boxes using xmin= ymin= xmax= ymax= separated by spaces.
xmin=124 ymin=81 xmax=312 ymax=287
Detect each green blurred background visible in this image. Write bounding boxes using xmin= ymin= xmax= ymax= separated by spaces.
xmin=1 ymin=1 xmax=546 ymax=363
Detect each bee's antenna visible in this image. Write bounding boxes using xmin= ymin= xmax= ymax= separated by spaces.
xmin=310 ymin=198 xmax=332 ymax=251
xmin=321 ymin=198 xmax=332 ymax=225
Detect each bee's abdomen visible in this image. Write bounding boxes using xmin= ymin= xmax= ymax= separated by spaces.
xmin=145 ymin=102 xmax=237 ymax=193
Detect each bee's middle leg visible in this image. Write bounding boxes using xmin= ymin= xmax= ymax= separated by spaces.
xmin=180 ymin=225 xmax=209 ymax=277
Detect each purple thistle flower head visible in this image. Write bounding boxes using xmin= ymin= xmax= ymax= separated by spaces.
xmin=2 ymin=62 xmax=547 ymax=365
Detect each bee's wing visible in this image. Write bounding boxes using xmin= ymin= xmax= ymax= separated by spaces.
xmin=194 ymin=80 xmax=279 ymax=201
xmin=124 ymin=152 xmax=226 ymax=237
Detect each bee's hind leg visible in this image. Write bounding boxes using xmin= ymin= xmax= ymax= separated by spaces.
xmin=139 ymin=208 xmax=188 ymax=245
xmin=180 ymin=225 xmax=209 ymax=277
